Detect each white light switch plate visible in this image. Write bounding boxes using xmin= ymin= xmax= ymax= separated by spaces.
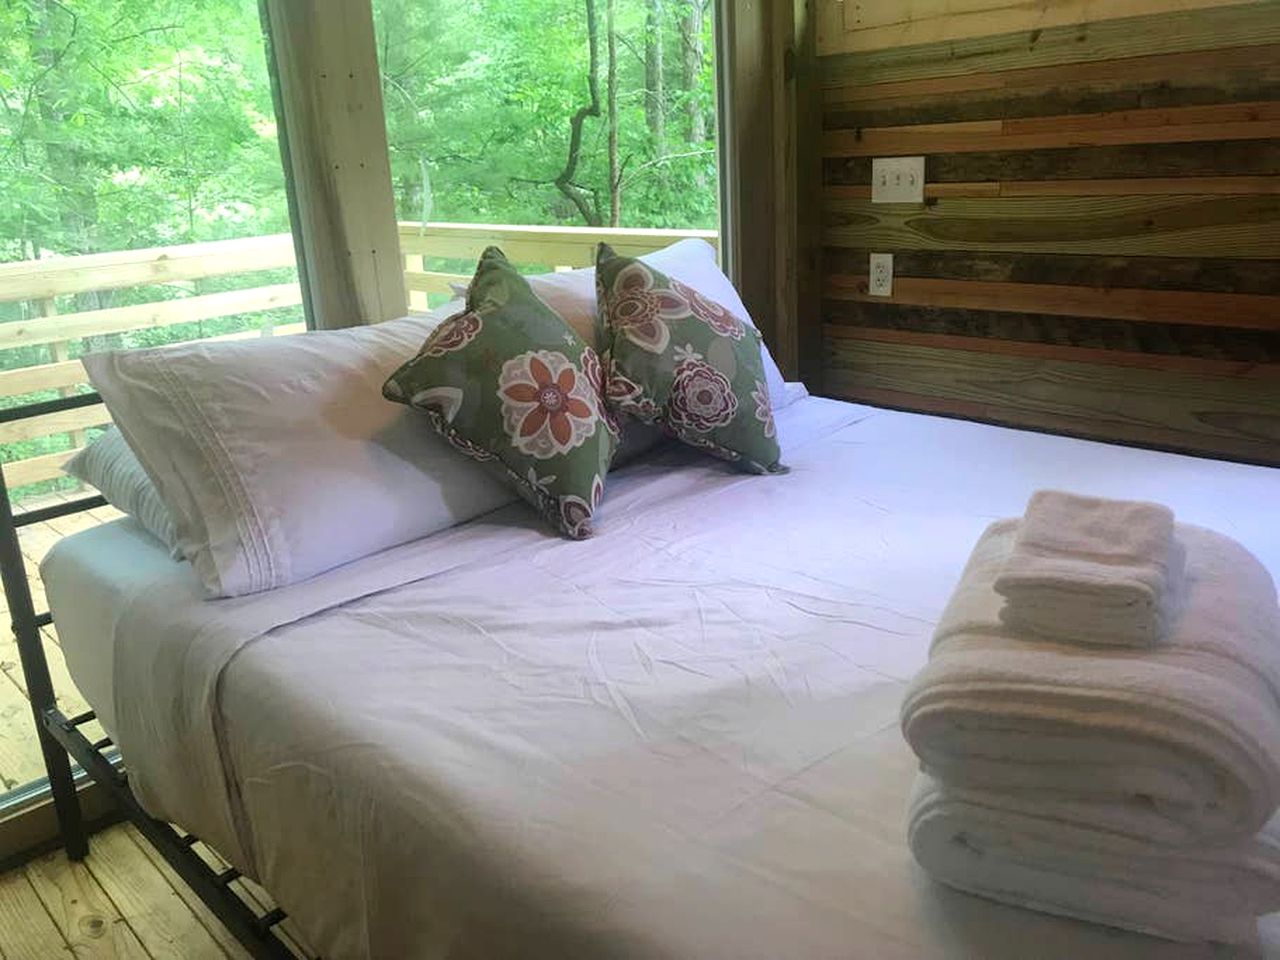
xmin=869 ymin=253 xmax=893 ymax=297
xmin=871 ymin=157 xmax=925 ymax=203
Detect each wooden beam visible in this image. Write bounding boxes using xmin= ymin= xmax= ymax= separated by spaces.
xmin=823 ymin=194 xmax=1280 ymax=258
xmin=0 ymin=234 xmax=296 ymax=304
xmin=262 ymin=0 xmax=406 ymax=327
xmin=818 ymin=0 xmax=1255 ymax=56
xmin=821 ymin=42 xmax=1280 ymax=106
xmin=403 ymin=271 xmax=469 ymax=295
xmin=0 ymin=283 xmax=302 ymax=351
xmin=822 ymin=247 xmax=1280 ymax=294
xmin=817 ymin=2 xmax=1280 ymax=86
xmin=0 ymin=406 xmax=109 ymax=447
xmin=827 ymin=178 xmax=1280 ymax=198
xmin=3 ymin=450 xmax=81 ymax=490
xmin=719 ymin=0 xmax=811 ymax=382
xmin=823 ymin=100 xmax=1280 ymax=156
xmin=822 ymin=336 xmax=1280 ymax=463
xmin=824 ymin=140 xmax=1280 ymax=185
xmin=824 ymin=275 xmax=1280 ymax=330
xmin=824 ymin=324 xmax=1280 ymax=379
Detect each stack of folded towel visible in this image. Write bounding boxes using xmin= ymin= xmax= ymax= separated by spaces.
xmin=901 ymin=490 xmax=1280 ymax=945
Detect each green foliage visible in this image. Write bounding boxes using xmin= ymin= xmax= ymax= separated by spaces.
xmin=374 ymin=0 xmax=719 ymax=230
xmin=0 ymin=0 xmax=719 ymax=500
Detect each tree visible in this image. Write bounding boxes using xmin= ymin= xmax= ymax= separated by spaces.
xmin=644 ymin=0 xmax=666 ymax=157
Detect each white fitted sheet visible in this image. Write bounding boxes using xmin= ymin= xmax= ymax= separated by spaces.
xmin=45 ymin=396 xmax=1280 ymax=959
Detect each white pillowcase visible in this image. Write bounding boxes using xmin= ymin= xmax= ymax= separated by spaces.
xmin=64 ymin=428 xmax=181 ymax=556
xmin=455 ymin=239 xmax=799 ymax=411
xmin=83 ymin=304 xmax=517 ymax=598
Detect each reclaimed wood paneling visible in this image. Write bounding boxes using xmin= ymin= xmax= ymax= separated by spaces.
xmin=825 ymin=140 xmax=1280 ymax=184
xmin=820 ymin=3 xmax=1280 ymax=85
xmin=818 ymin=0 xmax=1255 ymax=56
xmin=825 ymin=337 xmax=1280 ymax=462
xmin=824 ymin=195 xmax=1280 ymax=258
xmin=816 ymin=0 xmax=1280 ymax=462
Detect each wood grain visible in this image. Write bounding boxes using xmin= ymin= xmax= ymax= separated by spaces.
xmin=823 ymin=100 xmax=1280 ymax=156
xmin=812 ymin=2 xmax=1280 ymax=460
xmin=825 ymin=275 xmax=1280 ymax=330
xmin=819 ymin=2 xmax=1280 ymax=86
xmin=25 ymin=850 xmax=151 ymax=960
xmin=824 ymin=140 xmax=1280 ymax=184
xmin=822 ymin=43 xmax=1280 ymax=113
xmin=823 ymin=194 xmax=1280 ymax=258
xmin=822 ymin=337 xmax=1280 ymax=463
xmin=822 ymin=247 xmax=1280 ymax=294
xmin=123 ymin=827 xmax=253 ymax=960
xmin=824 ymin=324 xmax=1278 ymax=377
xmin=826 ymin=177 xmax=1280 ymax=199
xmin=822 ymin=298 xmax=1280 ymax=362
xmin=0 ymin=871 xmax=68 ymax=960
xmin=83 ymin=827 xmax=235 ymax=960
xmin=262 ymin=1 xmax=406 ymax=327
xmin=820 ymin=0 xmax=1253 ymax=55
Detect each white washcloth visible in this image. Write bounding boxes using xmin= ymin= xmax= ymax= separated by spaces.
xmin=994 ymin=490 xmax=1184 ymax=647
xmin=908 ymin=774 xmax=1280 ymax=945
xmin=902 ymin=519 xmax=1280 ymax=846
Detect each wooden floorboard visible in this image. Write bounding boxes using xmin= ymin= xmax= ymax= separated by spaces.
xmin=0 ymin=492 xmax=109 ymax=791
xmin=4 ymin=825 xmax=319 ymax=960
xmin=25 ymin=842 xmax=151 ymax=960
xmin=84 ymin=828 xmax=235 ymax=960
xmin=0 ymin=869 xmax=71 ymax=960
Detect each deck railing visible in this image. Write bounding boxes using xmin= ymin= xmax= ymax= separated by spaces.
xmin=0 ymin=222 xmax=717 ymax=497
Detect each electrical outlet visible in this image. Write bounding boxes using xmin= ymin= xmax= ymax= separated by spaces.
xmin=869 ymin=253 xmax=893 ymax=297
xmin=871 ymin=157 xmax=925 ymax=203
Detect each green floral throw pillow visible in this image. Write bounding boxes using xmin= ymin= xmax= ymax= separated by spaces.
xmin=384 ymin=247 xmax=617 ymax=538
xmin=595 ymin=244 xmax=783 ymax=473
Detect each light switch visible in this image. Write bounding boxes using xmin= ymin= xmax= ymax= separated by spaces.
xmin=871 ymin=157 xmax=925 ymax=203
xmin=869 ymin=253 xmax=893 ymax=297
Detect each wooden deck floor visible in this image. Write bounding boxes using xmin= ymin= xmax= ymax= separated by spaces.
xmin=0 ymin=822 xmax=319 ymax=959
xmin=0 ymin=493 xmax=320 ymax=958
xmin=0 ymin=490 xmax=122 ymax=792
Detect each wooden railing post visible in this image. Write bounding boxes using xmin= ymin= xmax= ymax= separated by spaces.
xmin=404 ymin=254 xmax=429 ymax=311
xmin=36 ymin=298 xmax=87 ymax=491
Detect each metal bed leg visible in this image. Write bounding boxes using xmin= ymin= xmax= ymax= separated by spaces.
xmin=0 ymin=468 xmax=88 ymax=860
xmin=36 ymin=723 xmax=89 ymax=860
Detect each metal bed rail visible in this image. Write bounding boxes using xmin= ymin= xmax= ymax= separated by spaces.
xmin=0 ymin=392 xmax=299 ymax=960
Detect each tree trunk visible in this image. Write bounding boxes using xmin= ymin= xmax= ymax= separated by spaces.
xmin=554 ymin=0 xmax=603 ymax=226
xmin=607 ymin=0 xmax=620 ymax=227
xmin=644 ymin=0 xmax=666 ymax=157
xmin=681 ymin=0 xmax=706 ymax=144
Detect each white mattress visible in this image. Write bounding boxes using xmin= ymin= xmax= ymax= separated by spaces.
xmin=45 ymin=396 xmax=1280 ymax=960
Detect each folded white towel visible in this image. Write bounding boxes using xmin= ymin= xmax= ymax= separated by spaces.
xmin=994 ymin=490 xmax=1184 ymax=647
xmin=902 ymin=519 xmax=1280 ymax=846
xmin=908 ymin=774 xmax=1280 ymax=945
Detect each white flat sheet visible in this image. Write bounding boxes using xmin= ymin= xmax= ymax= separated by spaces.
xmin=45 ymin=397 xmax=1280 ymax=960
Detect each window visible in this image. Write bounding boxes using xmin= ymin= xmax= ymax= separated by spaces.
xmin=0 ymin=0 xmax=297 ymax=804
xmin=372 ymin=0 xmax=722 ymax=306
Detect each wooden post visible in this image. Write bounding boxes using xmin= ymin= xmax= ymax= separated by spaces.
xmin=716 ymin=0 xmax=810 ymax=383
xmin=38 ymin=298 xmax=88 ymax=488
xmin=403 ymin=254 xmax=430 ymax=312
xmin=260 ymin=0 xmax=407 ymax=328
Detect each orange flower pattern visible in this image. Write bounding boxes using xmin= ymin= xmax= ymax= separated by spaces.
xmin=498 ymin=350 xmax=599 ymax=459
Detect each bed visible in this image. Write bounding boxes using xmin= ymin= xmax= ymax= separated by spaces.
xmin=39 ymin=393 xmax=1280 ymax=959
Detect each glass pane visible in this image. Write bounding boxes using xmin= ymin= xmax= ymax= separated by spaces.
xmin=0 ymin=0 xmax=297 ymax=803
xmin=373 ymin=0 xmax=721 ymax=308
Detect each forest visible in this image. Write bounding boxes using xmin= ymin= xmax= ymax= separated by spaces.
xmin=0 ymin=0 xmax=720 ymax=495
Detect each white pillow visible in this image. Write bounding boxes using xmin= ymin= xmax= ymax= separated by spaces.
xmin=521 ymin=240 xmax=797 ymax=411
xmin=64 ymin=428 xmax=181 ymax=556
xmin=82 ymin=303 xmax=517 ymax=598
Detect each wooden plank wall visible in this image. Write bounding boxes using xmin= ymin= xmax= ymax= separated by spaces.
xmin=815 ymin=0 xmax=1280 ymax=463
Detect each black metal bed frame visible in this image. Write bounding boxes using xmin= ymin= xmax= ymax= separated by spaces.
xmin=0 ymin=392 xmax=298 ymax=960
